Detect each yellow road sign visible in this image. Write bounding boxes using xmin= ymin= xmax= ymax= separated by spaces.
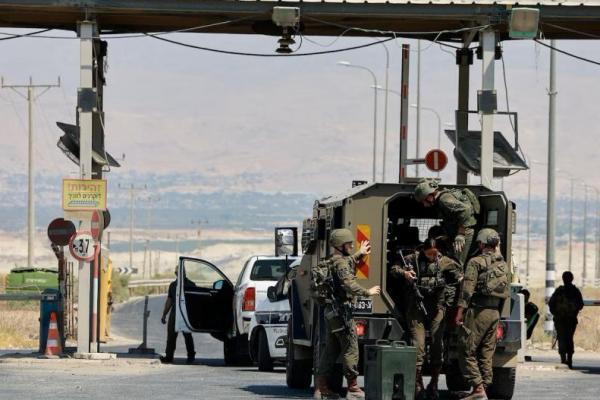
xmin=62 ymin=179 xmax=107 ymax=211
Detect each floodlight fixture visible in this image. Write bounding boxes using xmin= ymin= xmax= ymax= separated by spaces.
xmin=509 ymin=8 xmax=540 ymax=39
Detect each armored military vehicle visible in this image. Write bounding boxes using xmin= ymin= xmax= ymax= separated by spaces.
xmin=286 ymin=182 xmax=524 ymax=400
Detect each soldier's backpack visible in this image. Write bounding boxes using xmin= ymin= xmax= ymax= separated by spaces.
xmin=477 ymin=254 xmax=510 ymax=299
xmin=550 ymin=288 xmax=578 ymax=318
xmin=449 ymin=188 xmax=481 ymax=215
xmin=310 ymin=257 xmax=336 ymax=306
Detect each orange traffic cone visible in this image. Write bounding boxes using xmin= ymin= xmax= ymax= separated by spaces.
xmin=44 ymin=311 xmax=62 ymax=357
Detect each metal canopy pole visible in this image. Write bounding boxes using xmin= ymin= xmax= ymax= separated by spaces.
xmin=456 ymin=46 xmax=472 ymax=185
xmin=479 ymin=30 xmax=496 ymax=189
xmin=399 ymin=44 xmax=410 ymax=182
xmin=544 ymin=39 xmax=557 ymax=334
xmin=76 ymin=20 xmax=95 ymax=354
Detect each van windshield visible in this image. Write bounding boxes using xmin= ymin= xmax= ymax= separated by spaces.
xmin=250 ymin=259 xmax=293 ymax=281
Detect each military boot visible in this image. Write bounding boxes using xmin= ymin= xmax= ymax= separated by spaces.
xmin=314 ymin=376 xmax=340 ymax=400
xmin=415 ymin=369 xmax=424 ymax=399
xmin=560 ymin=352 xmax=567 ymax=364
xmin=461 ymin=384 xmax=488 ymax=400
xmin=425 ymin=367 xmax=441 ymax=400
xmin=346 ymin=376 xmax=365 ymax=399
xmin=567 ymin=353 xmax=573 ymax=369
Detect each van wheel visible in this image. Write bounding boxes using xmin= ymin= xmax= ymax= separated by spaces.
xmin=445 ymin=361 xmax=470 ymax=392
xmin=257 ymin=330 xmax=274 ymax=372
xmin=487 ymin=367 xmax=516 ymax=400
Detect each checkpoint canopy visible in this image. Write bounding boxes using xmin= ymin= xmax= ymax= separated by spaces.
xmin=0 ymin=1 xmax=600 ymax=39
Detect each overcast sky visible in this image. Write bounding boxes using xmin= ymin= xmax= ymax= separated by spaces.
xmin=0 ymin=28 xmax=598 ymax=201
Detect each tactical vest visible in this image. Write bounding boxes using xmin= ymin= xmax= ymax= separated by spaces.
xmin=415 ymin=253 xmax=446 ymax=294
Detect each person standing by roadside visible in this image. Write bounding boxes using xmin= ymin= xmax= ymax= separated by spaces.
xmin=549 ymin=271 xmax=584 ymax=369
xmin=160 ymin=266 xmax=196 ymax=364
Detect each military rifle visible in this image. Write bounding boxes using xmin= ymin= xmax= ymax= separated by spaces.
xmin=398 ymin=250 xmax=428 ymax=317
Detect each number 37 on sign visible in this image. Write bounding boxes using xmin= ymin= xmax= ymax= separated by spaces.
xmin=69 ymin=232 xmax=97 ymax=262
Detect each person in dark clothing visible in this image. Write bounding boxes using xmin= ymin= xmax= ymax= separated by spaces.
xmin=548 ymin=271 xmax=584 ymax=368
xmin=160 ymin=268 xmax=196 ymax=364
xmin=519 ymin=289 xmax=540 ymax=340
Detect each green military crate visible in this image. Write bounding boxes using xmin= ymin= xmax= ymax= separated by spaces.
xmin=365 ymin=340 xmax=417 ymax=400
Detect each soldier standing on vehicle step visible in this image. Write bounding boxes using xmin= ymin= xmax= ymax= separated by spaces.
xmin=391 ymin=238 xmax=462 ymax=400
xmin=414 ymin=179 xmax=480 ymax=265
xmin=315 ymin=229 xmax=381 ymax=400
xmin=455 ymin=228 xmax=509 ymax=400
xmin=549 ymin=271 xmax=584 ymax=369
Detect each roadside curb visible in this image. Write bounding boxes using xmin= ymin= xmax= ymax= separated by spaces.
xmin=0 ymin=352 xmax=161 ymax=366
xmin=518 ymin=361 xmax=569 ymax=371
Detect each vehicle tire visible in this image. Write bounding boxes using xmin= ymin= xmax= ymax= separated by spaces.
xmin=257 ymin=329 xmax=274 ymax=372
xmin=223 ymin=337 xmax=239 ymax=366
xmin=487 ymin=367 xmax=516 ymax=400
xmin=445 ymin=361 xmax=470 ymax=392
xmin=286 ymin=325 xmax=312 ymax=388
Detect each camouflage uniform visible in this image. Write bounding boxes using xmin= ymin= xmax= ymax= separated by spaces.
xmin=436 ymin=189 xmax=478 ymax=265
xmin=319 ymin=252 xmax=369 ymax=381
xmin=392 ymin=253 xmax=462 ymax=369
xmin=457 ymin=251 xmax=504 ymax=389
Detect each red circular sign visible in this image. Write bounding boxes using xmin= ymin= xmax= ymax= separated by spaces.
xmin=425 ymin=149 xmax=448 ymax=172
xmin=91 ymin=211 xmax=101 ymax=240
xmin=47 ymin=218 xmax=76 ymax=246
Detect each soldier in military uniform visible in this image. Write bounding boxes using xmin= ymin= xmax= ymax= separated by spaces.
xmin=414 ymin=179 xmax=480 ymax=265
xmin=455 ymin=228 xmax=508 ymax=400
xmin=391 ymin=238 xmax=463 ymax=399
xmin=549 ymin=271 xmax=584 ymax=368
xmin=316 ymin=229 xmax=381 ymax=400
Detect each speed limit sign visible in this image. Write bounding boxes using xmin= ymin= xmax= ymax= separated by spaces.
xmin=69 ymin=231 xmax=97 ymax=262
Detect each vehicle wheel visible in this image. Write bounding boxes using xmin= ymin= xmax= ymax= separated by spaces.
xmin=286 ymin=325 xmax=312 ymax=388
xmin=223 ymin=337 xmax=239 ymax=366
xmin=445 ymin=361 xmax=470 ymax=392
xmin=487 ymin=367 xmax=516 ymax=400
xmin=257 ymin=330 xmax=274 ymax=372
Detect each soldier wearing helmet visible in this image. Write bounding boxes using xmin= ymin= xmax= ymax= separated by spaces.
xmin=315 ymin=228 xmax=381 ymax=400
xmin=455 ymin=228 xmax=508 ymax=400
xmin=414 ymin=179 xmax=480 ymax=265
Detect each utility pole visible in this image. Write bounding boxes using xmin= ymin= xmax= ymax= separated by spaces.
xmin=1 ymin=76 xmax=60 ymax=269
xmin=568 ymin=178 xmax=575 ymax=272
xmin=526 ymin=165 xmax=532 ymax=286
xmin=595 ymin=188 xmax=600 ymax=287
xmin=191 ymin=219 xmax=208 ymax=256
xmin=415 ymin=40 xmax=422 ymax=177
xmin=119 ymin=184 xmax=146 ymax=272
xmin=544 ymin=39 xmax=557 ymax=335
xmin=583 ymin=185 xmax=588 ymax=287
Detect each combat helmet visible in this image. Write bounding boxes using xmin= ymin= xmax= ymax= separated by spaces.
xmin=329 ymin=229 xmax=354 ymax=247
xmin=476 ymin=228 xmax=500 ymax=246
xmin=414 ymin=179 xmax=439 ymax=202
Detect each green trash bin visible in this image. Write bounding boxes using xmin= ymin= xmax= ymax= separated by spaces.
xmin=365 ymin=340 xmax=417 ymax=400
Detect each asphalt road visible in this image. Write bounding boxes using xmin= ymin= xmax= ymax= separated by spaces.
xmin=1 ymin=295 xmax=600 ymax=399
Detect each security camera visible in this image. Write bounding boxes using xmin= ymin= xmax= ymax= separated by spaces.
xmin=272 ymin=7 xmax=300 ymax=28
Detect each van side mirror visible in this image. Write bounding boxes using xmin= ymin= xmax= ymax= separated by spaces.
xmin=275 ymin=227 xmax=298 ymax=256
xmin=267 ymin=286 xmax=278 ymax=302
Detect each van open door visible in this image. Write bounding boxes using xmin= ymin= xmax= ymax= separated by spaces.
xmin=175 ymin=257 xmax=234 ymax=340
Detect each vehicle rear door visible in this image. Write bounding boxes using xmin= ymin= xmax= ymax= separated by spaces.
xmin=175 ymin=257 xmax=234 ymax=339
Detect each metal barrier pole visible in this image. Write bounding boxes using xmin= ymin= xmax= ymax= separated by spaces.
xmin=128 ymin=295 xmax=155 ymax=355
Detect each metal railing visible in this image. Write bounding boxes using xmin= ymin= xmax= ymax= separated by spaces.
xmin=127 ymin=279 xmax=171 ymax=288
